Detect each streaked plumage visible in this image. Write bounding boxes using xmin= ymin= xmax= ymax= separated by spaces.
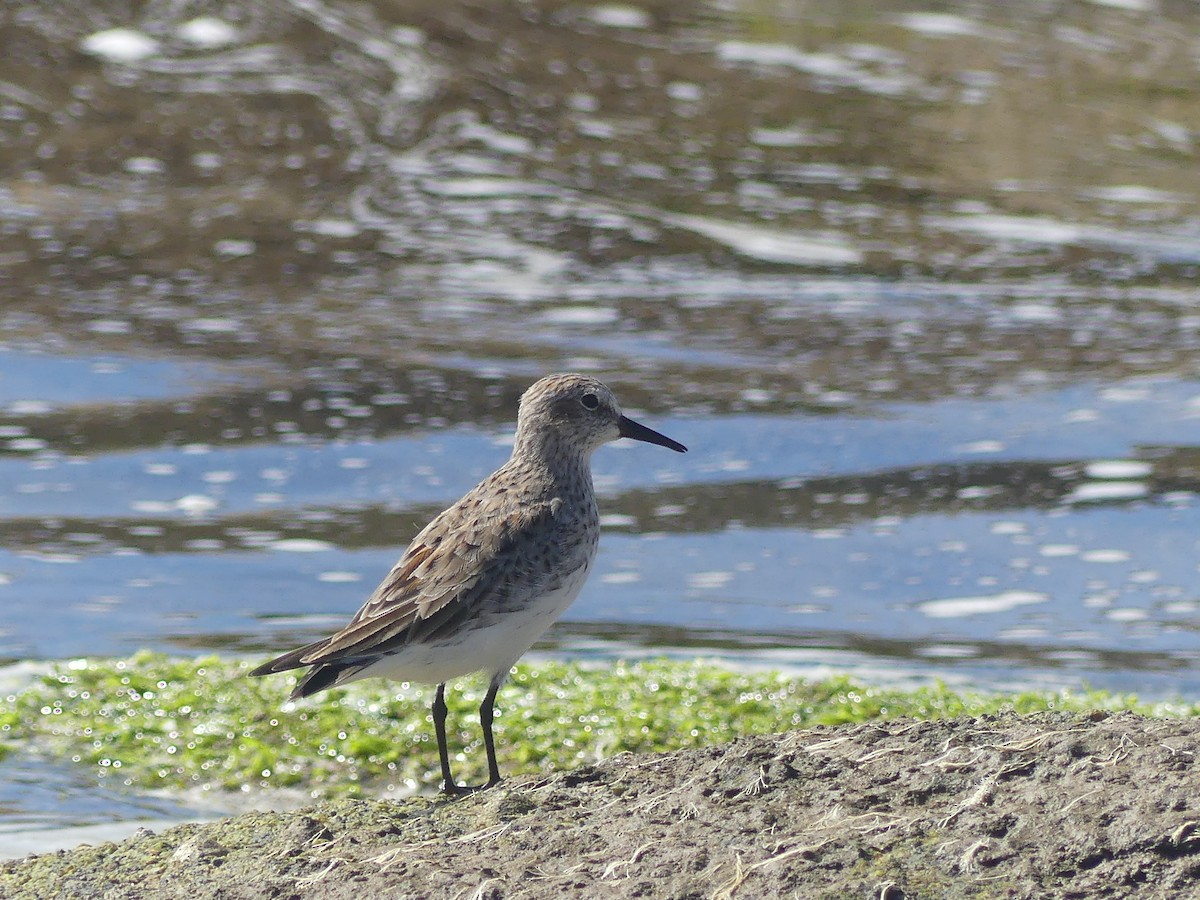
xmin=251 ymin=373 xmax=686 ymax=793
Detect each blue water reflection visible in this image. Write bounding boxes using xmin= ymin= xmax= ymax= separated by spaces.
xmin=0 ymin=348 xmax=236 ymax=408
xmin=1 ymin=373 xmax=1199 ymax=698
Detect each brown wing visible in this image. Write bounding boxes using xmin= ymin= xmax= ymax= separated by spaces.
xmin=290 ymin=496 xmax=559 ymax=667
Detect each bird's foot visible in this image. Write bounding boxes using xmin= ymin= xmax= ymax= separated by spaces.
xmin=441 ymin=777 xmax=502 ymax=798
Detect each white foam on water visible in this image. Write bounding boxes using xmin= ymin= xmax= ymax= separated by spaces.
xmin=914 ymin=643 xmax=981 ymax=658
xmin=213 ymin=239 xmax=256 ymax=258
xmin=927 ymin=213 xmax=1200 ymax=264
xmin=893 ymin=13 xmax=983 ymax=37
xmin=588 ymin=4 xmax=652 ymax=29
xmin=1084 ymin=0 xmax=1155 ymax=10
xmin=957 ymin=485 xmax=1000 ymax=500
xmin=599 ymin=514 xmax=637 ymax=527
xmin=666 ymin=81 xmax=703 ymax=102
xmin=88 ymin=319 xmax=134 ymax=334
xmin=716 ymin=41 xmax=919 ymax=97
xmin=927 ymin=213 xmax=1084 ymax=244
xmin=1065 ymin=481 xmax=1148 ymax=503
xmin=184 ymin=317 xmax=243 ymax=333
xmin=1080 ymin=549 xmax=1132 ymax=563
xmin=601 ymin=571 xmax=641 ymax=584
xmin=124 ymin=157 xmax=166 ymax=175
xmin=299 ymin=218 xmax=361 ymax=238
xmin=918 ymin=589 xmax=1049 ymax=618
xmin=7 ymin=436 xmax=50 ymax=452
xmin=176 ymin=17 xmax=239 ymax=48
xmin=1039 ymin=544 xmax=1080 ymax=558
xmin=1084 ymin=185 xmax=1183 ymax=203
xmin=688 ymin=570 xmax=734 ymax=590
xmin=422 ymin=178 xmax=554 ymax=198
xmin=1106 ymin=607 xmax=1150 ymax=622
xmin=990 ymin=521 xmax=1027 ymax=535
xmin=1084 ymin=460 xmax=1152 ymax=479
xmin=268 ymin=538 xmax=336 ymax=553
xmin=540 ymin=306 xmax=621 ymax=325
xmin=750 ymin=126 xmax=822 ymax=147
xmin=666 ymin=213 xmax=862 ymax=266
xmin=317 ymin=571 xmax=363 ymax=583
xmin=1007 ymin=302 xmax=1060 ymax=322
xmin=954 ymin=440 xmax=1005 ymax=454
xmin=175 ymin=494 xmax=220 ymax=516
xmin=80 ymin=28 xmax=159 ymax=63
xmin=7 ymin=402 xmax=53 ymax=419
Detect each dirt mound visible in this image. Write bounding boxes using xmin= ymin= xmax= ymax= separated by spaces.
xmin=4 ymin=711 xmax=1199 ymax=898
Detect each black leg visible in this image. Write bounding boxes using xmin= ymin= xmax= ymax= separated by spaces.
xmin=432 ymin=682 xmax=466 ymax=795
xmin=480 ymin=680 xmax=502 ymax=788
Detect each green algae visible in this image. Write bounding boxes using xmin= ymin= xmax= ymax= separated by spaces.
xmin=0 ymin=651 xmax=1189 ymax=797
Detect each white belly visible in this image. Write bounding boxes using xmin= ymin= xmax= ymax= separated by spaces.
xmin=347 ymin=563 xmax=591 ymax=687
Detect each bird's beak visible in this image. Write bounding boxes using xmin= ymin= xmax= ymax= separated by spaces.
xmin=617 ymin=415 xmax=687 ymax=453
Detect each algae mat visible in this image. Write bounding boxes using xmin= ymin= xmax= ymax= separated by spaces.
xmin=3 ymin=711 xmax=1199 ymax=898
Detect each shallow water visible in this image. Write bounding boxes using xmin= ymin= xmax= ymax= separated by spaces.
xmin=3 ymin=0 xmax=1200 ymax=839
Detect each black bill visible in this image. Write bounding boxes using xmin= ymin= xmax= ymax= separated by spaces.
xmin=617 ymin=415 xmax=687 ymax=453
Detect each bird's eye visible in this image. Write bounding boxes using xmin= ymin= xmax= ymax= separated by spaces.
xmin=580 ymin=392 xmax=600 ymax=410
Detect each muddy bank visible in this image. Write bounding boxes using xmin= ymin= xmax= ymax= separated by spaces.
xmin=3 ymin=711 xmax=1199 ymax=898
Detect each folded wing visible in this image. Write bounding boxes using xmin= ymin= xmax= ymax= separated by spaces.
xmin=250 ymin=496 xmax=560 ymax=697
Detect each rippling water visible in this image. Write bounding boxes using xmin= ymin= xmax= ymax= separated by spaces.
xmin=3 ymin=0 xmax=1200 ymax=836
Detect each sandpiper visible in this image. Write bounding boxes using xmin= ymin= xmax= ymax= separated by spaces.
xmin=250 ymin=373 xmax=686 ymax=794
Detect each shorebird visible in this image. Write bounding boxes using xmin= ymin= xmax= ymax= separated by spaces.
xmin=250 ymin=373 xmax=687 ymax=794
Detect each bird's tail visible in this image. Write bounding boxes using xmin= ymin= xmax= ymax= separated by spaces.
xmin=249 ymin=637 xmax=363 ymax=700
xmin=247 ymin=637 xmax=329 ymax=677
xmin=287 ymin=663 xmax=357 ymax=700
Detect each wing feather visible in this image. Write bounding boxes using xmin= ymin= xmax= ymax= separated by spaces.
xmin=291 ymin=497 xmax=559 ymax=667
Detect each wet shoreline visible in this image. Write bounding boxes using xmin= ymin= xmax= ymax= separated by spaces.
xmin=5 ymin=711 xmax=1199 ymax=899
